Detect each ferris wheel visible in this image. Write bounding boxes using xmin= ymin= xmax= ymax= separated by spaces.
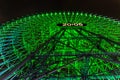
xmin=0 ymin=12 xmax=120 ymax=80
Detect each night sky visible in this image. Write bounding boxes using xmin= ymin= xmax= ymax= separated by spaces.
xmin=0 ymin=0 xmax=120 ymax=23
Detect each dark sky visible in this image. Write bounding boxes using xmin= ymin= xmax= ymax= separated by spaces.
xmin=0 ymin=0 xmax=120 ymax=23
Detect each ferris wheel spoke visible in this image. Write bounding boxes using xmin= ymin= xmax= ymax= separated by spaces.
xmin=79 ymin=28 xmax=120 ymax=46
xmin=57 ymin=40 xmax=84 ymax=53
xmin=75 ymin=29 xmax=108 ymax=53
xmin=0 ymin=29 xmax=65 ymax=80
xmin=34 ymin=55 xmax=84 ymax=80
xmin=92 ymin=54 xmax=120 ymax=65
xmin=19 ymin=29 xmax=67 ymax=79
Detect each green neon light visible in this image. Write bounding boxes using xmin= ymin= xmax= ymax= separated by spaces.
xmin=0 ymin=12 xmax=120 ymax=80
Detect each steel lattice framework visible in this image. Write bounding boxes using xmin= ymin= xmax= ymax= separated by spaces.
xmin=0 ymin=12 xmax=120 ymax=80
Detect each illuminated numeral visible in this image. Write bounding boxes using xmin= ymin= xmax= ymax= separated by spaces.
xmin=57 ymin=23 xmax=86 ymax=27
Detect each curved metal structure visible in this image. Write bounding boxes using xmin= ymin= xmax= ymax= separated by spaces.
xmin=0 ymin=12 xmax=120 ymax=80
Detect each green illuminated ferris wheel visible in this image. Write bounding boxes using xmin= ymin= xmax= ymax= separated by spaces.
xmin=0 ymin=12 xmax=120 ymax=80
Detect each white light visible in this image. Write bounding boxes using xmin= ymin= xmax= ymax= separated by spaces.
xmin=62 ymin=23 xmax=84 ymax=26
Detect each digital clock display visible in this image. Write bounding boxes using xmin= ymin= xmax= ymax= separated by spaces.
xmin=57 ymin=23 xmax=87 ymax=27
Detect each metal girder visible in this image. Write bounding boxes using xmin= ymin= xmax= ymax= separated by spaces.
xmin=90 ymin=75 xmax=120 ymax=79
xmin=0 ymin=29 xmax=64 ymax=80
xmin=79 ymin=28 xmax=120 ymax=46
xmin=35 ymin=55 xmax=84 ymax=80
